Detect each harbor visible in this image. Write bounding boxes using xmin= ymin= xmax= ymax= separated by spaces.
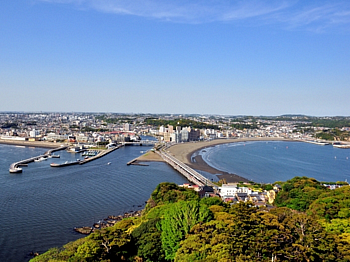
xmin=50 ymin=145 xmax=123 ymax=167
xmin=9 ymin=145 xmax=68 ymax=173
xmin=9 ymin=144 xmax=123 ymax=172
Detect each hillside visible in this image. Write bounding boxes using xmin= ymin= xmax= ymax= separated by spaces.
xmin=31 ymin=178 xmax=350 ymax=261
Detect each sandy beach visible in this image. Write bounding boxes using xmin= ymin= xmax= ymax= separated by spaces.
xmin=164 ymin=137 xmax=290 ymax=183
xmin=0 ymin=139 xmax=66 ymax=149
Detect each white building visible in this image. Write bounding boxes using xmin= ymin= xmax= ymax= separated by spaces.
xmin=159 ymin=125 xmax=166 ymax=134
xmin=29 ymin=129 xmax=40 ymax=138
xmin=219 ymin=184 xmax=253 ymax=197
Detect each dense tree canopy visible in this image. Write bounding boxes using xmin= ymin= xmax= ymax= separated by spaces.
xmin=31 ymin=178 xmax=350 ymax=262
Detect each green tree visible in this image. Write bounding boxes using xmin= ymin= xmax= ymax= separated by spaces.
xmin=175 ymin=220 xmax=233 ymax=262
xmin=131 ymin=218 xmax=165 ymax=262
xmin=274 ymin=176 xmax=328 ymax=211
xmin=161 ymin=200 xmax=212 ymax=260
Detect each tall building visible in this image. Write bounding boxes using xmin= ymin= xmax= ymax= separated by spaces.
xmin=123 ymin=123 xmax=131 ymax=131
xmin=180 ymin=128 xmax=189 ymax=142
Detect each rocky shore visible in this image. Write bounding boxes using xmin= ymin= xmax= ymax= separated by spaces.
xmin=74 ymin=210 xmax=143 ymax=235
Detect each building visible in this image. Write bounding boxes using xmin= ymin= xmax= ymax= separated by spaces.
xmin=123 ymin=123 xmax=131 ymax=131
xmin=29 ymin=129 xmax=40 ymax=138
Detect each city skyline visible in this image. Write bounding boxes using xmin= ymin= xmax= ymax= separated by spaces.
xmin=1 ymin=0 xmax=349 ymax=116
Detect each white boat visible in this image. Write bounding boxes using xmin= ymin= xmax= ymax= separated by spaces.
xmin=34 ymin=157 xmax=47 ymax=162
xmin=107 ymin=162 xmax=111 ymax=165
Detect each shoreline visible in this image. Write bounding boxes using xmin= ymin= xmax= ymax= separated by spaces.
xmin=167 ymin=137 xmax=292 ymax=183
xmin=0 ymin=139 xmax=66 ymax=149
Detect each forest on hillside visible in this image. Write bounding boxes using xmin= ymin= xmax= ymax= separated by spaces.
xmin=31 ymin=177 xmax=350 ymax=262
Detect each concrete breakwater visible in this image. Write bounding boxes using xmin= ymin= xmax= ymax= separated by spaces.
xmin=79 ymin=145 xmax=123 ymax=165
xmin=9 ymin=145 xmax=68 ymax=173
xmin=50 ymin=145 xmax=123 ymax=167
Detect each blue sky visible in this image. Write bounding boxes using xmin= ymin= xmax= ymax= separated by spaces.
xmin=1 ymin=0 xmax=349 ymax=116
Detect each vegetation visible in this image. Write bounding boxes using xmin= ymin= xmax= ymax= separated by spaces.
xmin=144 ymin=118 xmax=217 ymax=129
xmin=315 ymin=128 xmax=350 ymax=141
xmin=31 ymin=179 xmax=350 ymax=262
xmin=81 ymin=127 xmax=110 ymax=132
xmin=230 ymin=123 xmax=259 ymax=130
xmin=1 ymin=122 xmax=18 ymax=128
xmin=274 ymin=176 xmax=328 ymax=211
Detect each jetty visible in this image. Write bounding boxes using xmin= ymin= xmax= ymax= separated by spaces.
xmin=79 ymin=144 xmax=123 ymax=165
xmin=9 ymin=145 xmax=68 ymax=173
xmin=50 ymin=145 xmax=123 ymax=167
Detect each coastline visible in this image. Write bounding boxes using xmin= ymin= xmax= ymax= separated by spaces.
xmin=0 ymin=139 xmax=66 ymax=149
xmin=166 ymin=137 xmax=291 ymax=183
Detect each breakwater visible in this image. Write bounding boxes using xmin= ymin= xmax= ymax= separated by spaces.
xmin=80 ymin=145 xmax=123 ymax=165
xmin=49 ymin=145 xmax=123 ymax=167
xmin=9 ymin=145 xmax=68 ymax=173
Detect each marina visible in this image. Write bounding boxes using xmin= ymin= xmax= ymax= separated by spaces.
xmin=9 ymin=144 xmax=123 ymax=171
xmin=9 ymin=145 xmax=68 ymax=173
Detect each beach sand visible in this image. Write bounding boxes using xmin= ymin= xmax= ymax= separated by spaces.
xmin=162 ymin=137 xmax=289 ymax=183
xmin=0 ymin=139 xmax=65 ymax=149
xmin=135 ymin=150 xmax=164 ymax=162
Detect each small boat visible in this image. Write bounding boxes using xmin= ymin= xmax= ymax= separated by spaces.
xmin=34 ymin=157 xmax=47 ymax=162
xmin=107 ymin=162 xmax=111 ymax=165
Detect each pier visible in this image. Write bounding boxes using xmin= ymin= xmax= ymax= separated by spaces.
xmin=50 ymin=145 xmax=124 ymax=167
xmin=156 ymin=149 xmax=216 ymax=187
xmin=79 ymin=145 xmax=123 ymax=165
xmin=9 ymin=145 xmax=68 ymax=173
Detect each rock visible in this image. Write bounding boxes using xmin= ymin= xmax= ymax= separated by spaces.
xmin=74 ymin=226 xmax=92 ymax=234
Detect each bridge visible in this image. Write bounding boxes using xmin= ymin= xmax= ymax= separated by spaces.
xmin=156 ymin=149 xmax=217 ymax=187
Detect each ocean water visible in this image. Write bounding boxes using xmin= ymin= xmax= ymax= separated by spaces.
xmin=0 ymin=140 xmax=188 ymax=262
xmin=2 ymin=140 xmax=350 ymax=261
xmin=198 ymin=141 xmax=350 ymax=183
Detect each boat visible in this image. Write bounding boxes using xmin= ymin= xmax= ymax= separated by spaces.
xmin=107 ymin=162 xmax=111 ymax=165
xmin=34 ymin=157 xmax=47 ymax=162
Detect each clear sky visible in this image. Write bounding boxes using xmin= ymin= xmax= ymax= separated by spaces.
xmin=1 ymin=0 xmax=349 ymax=116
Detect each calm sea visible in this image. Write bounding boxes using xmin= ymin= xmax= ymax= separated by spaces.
xmin=198 ymin=141 xmax=350 ymax=184
xmin=2 ymin=140 xmax=350 ymax=261
xmin=0 ymin=138 xmax=188 ymax=262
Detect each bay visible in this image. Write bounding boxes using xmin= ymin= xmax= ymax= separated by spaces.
xmin=199 ymin=141 xmax=350 ymax=183
xmin=0 ymin=139 xmax=188 ymax=262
